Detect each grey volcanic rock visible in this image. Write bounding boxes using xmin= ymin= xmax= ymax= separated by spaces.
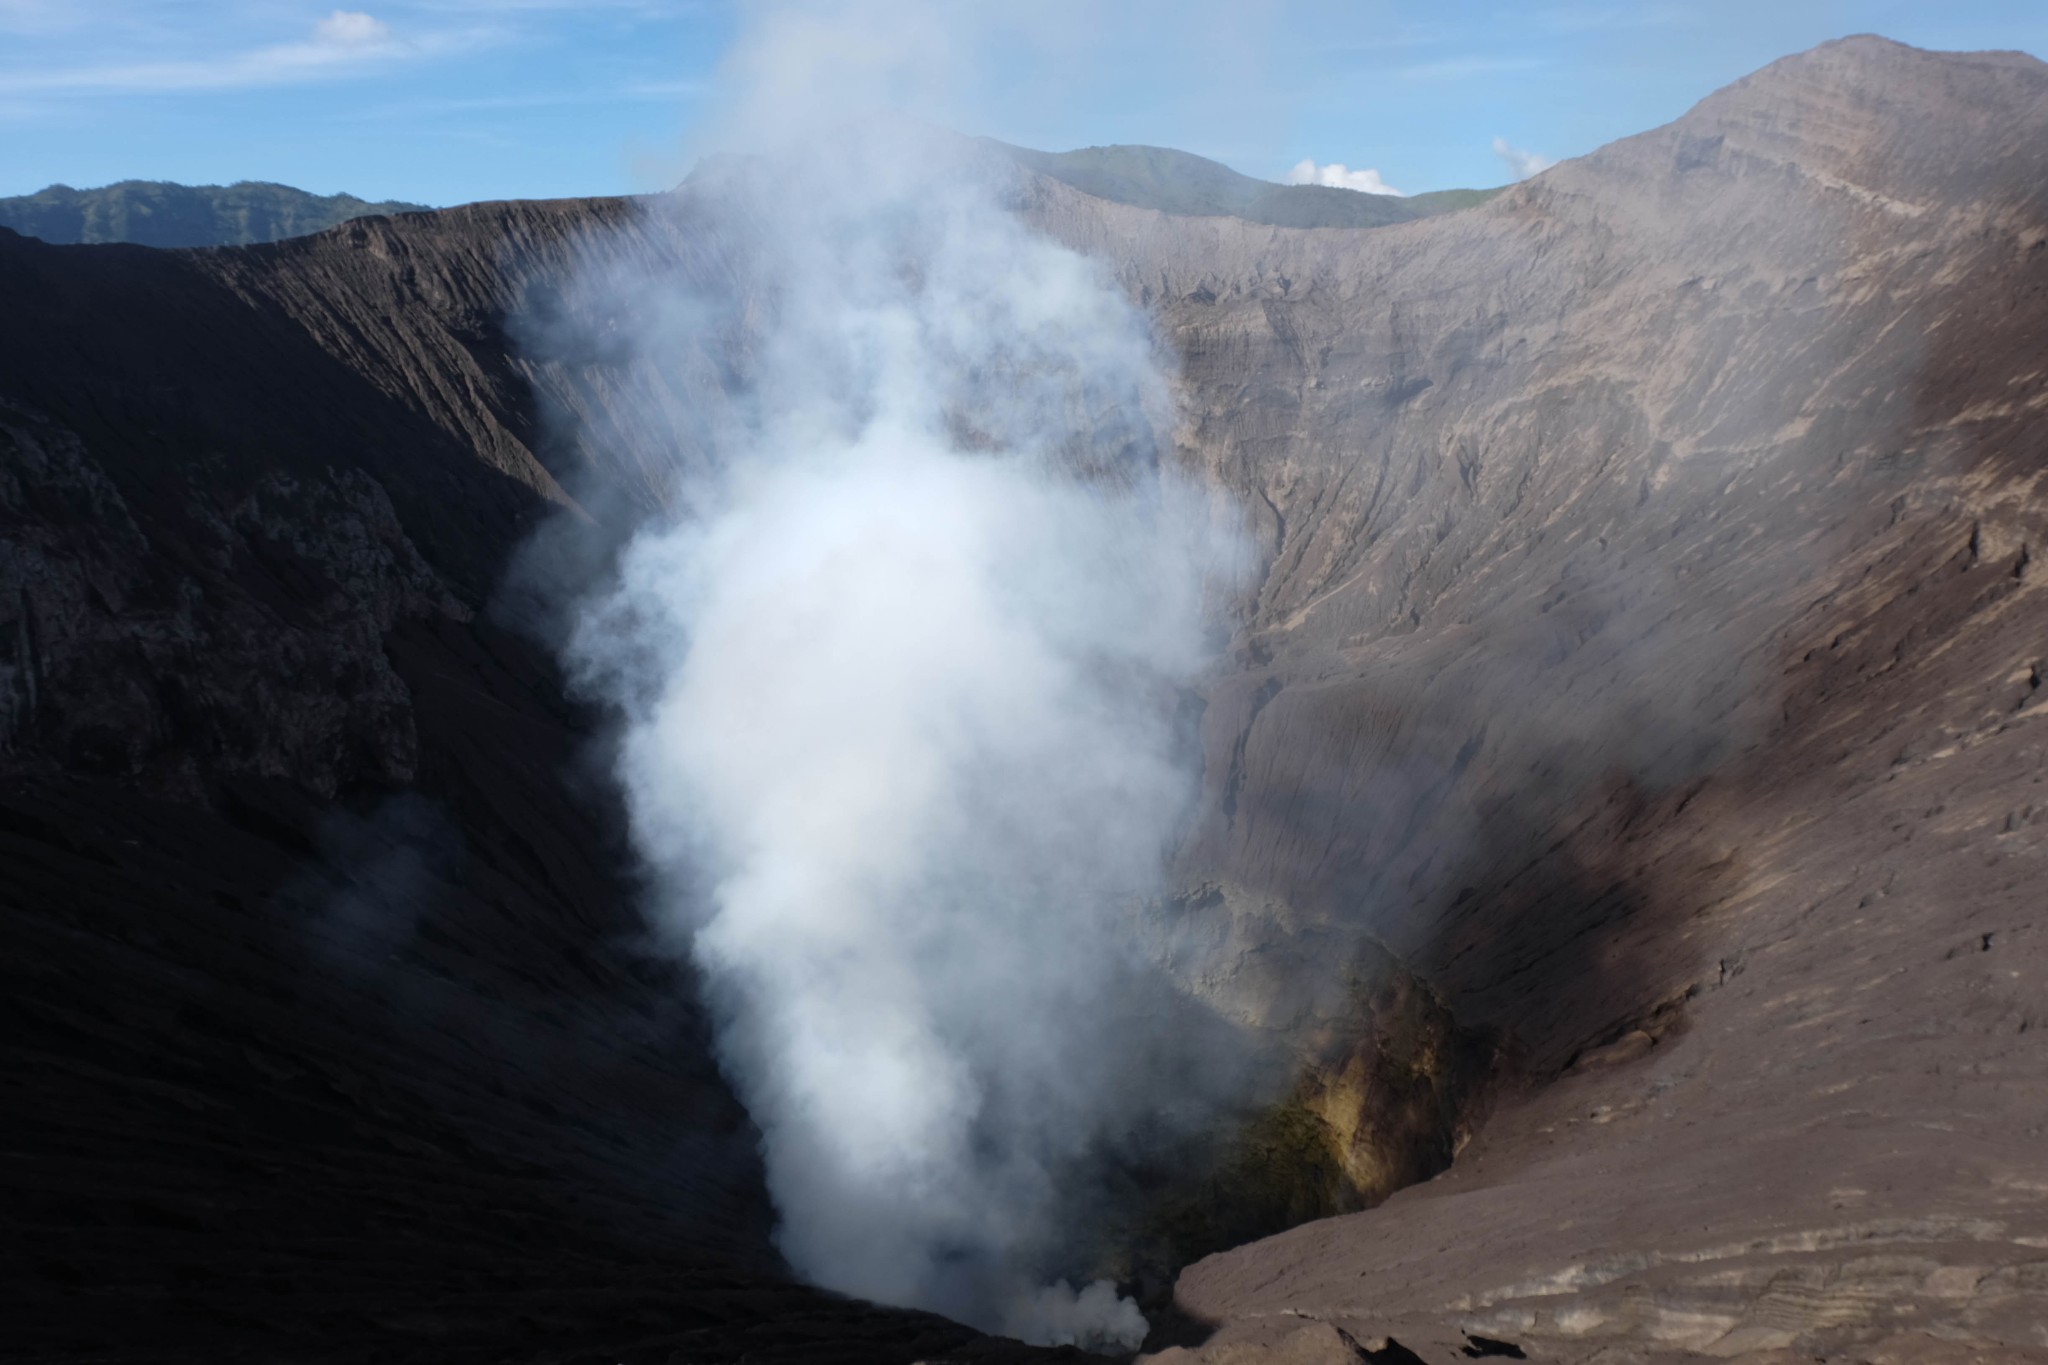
xmin=1096 ymin=35 xmax=2048 ymax=1363
xmin=3 ymin=30 xmax=2047 ymax=1365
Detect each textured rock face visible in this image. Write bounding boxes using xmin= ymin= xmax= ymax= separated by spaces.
xmin=2 ymin=31 xmax=2046 ymax=1365
xmin=0 ymin=401 xmax=453 ymax=793
xmin=1101 ymin=37 xmax=2048 ymax=1363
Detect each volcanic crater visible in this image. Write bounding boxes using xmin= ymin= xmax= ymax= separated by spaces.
xmin=2 ymin=33 xmax=2047 ymax=1365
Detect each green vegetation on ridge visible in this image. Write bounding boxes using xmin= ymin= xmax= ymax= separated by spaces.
xmin=989 ymin=140 xmax=1504 ymax=228
xmin=0 ymin=181 xmax=431 ymax=248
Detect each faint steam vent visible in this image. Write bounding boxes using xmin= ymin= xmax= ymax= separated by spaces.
xmin=553 ymin=112 xmax=1247 ymax=1352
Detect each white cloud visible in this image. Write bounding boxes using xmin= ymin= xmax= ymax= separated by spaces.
xmin=1395 ymin=54 xmax=1544 ymax=80
xmin=1492 ymin=136 xmax=1555 ymax=180
xmin=0 ymin=9 xmax=483 ymax=95
xmin=1285 ymin=157 xmax=1404 ymax=197
xmin=313 ymin=9 xmax=392 ymax=48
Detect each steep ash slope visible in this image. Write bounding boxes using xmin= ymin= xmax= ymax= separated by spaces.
xmin=1031 ymin=36 xmax=2048 ymax=1362
xmin=1 ymin=31 xmax=2045 ymax=1365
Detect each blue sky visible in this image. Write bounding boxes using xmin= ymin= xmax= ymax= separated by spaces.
xmin=2 ymin=1 xmax=2045 ymax=206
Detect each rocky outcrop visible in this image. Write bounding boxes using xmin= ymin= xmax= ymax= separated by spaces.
xmin=3 ymin=31 xmax=2046 ymax=1365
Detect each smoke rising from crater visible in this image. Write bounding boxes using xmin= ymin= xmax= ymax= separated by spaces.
xmin=549 ymin=2 xmax=1253 ymax=1348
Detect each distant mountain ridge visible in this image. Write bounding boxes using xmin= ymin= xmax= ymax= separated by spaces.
xmin=10 ymin=150 xmax=1497 ymax=250
xmin=988 ymin=141 xmax=1502 ymax=227
xmin=0 ymin=180 xmax=430 ymax=248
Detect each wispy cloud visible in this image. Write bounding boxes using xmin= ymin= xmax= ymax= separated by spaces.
xmin=0 ymin=0 xmax=65 ymax=32
xmin=1394 ymin=54 xmax=1546 ymax=81
xmin=1285 ymin=157 xmax=1404 ymax=196
xmin=1307 ymin=21 xmax=1464 ymax=54
xmin=345 ymin=76 xmax=706 ymax=119
xmin=1492 ymin=136 xmax=1555 ymax=180
xmin=619 ymin=76 xmax=708 ymax=98
xmin=409 ymin=0 xmax=696 ymax=11
xmin=0 ymin=8 xmax=489 ymax=95
xmin=1535 ymin=3 xmax=1693 ymax=33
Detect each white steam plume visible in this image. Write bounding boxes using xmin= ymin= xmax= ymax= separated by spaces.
xmin=550 ymin=18 xmax=1253 ymax=1352
xmin=1284 ymin=157 xmax=1405 ymax=195
xmin=1491 ymin=136 xmax=1555 ymax=180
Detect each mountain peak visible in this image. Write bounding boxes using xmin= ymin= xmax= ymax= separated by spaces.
xmin=1522 ymin=34 xmax=2048 ymax=217
xmin=1700 ymin=31 xmax=2048 ymax=126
